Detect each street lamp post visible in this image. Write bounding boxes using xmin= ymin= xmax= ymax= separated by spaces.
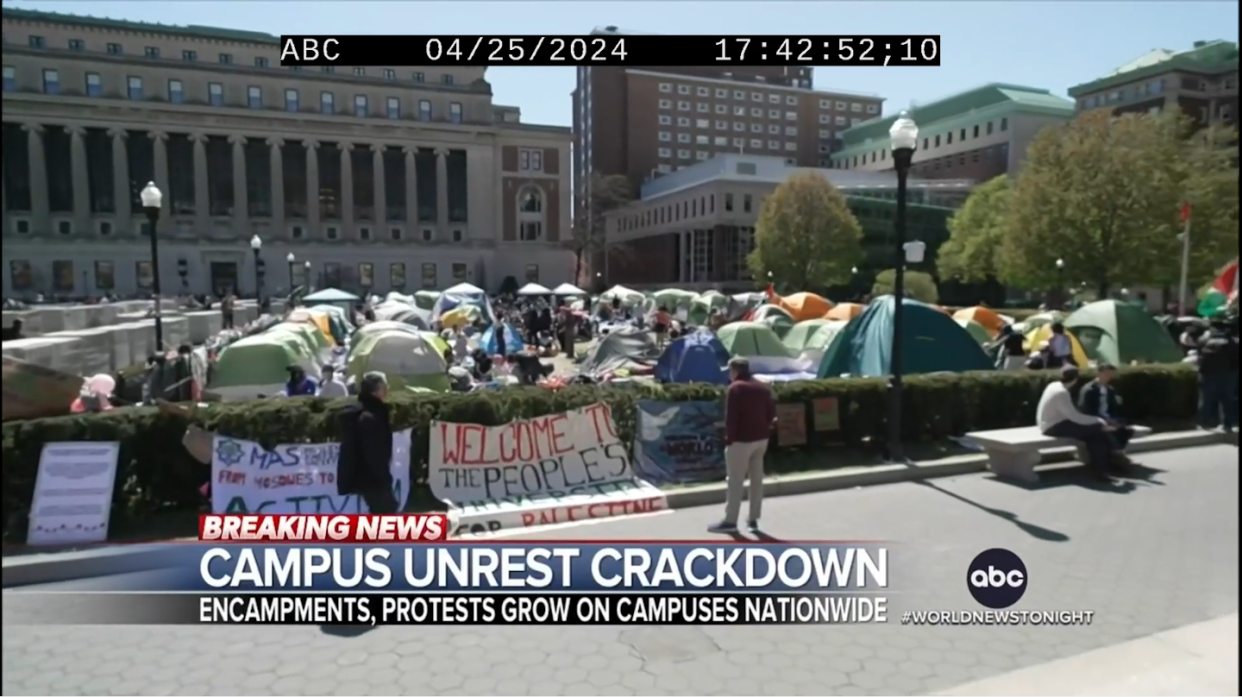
xmin=250 ymin=235 xmax=264 ymax=304
xmin=304 ymin=261 xmax=313 ymax=292
xmin=1055 ymin=258 xmax=1065 ymax=308
xmin=286 ymin=252 xmax=297 ymax=292
xmin=139 ymin=182 xmax=165 ymax=352
xmin=887 ymin=111 xmax=919 ymax=463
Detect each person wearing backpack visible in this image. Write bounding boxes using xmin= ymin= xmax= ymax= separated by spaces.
xmin=336 ymin=372 xmax=398 ymax=513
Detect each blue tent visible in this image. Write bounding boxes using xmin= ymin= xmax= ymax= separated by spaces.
xmin=655 ymin=331 xmax=730 ymax=384
xmin=480 ymin=323 xmax=525 ymax=355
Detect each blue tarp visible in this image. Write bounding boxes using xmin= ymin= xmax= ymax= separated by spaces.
xmin=655 ymin=331 xmax=730 ymax=384
xmin=481 ymin=324 xmax=525 ymax=355
xmin=633 ymin=400 xmax=726 ymax=484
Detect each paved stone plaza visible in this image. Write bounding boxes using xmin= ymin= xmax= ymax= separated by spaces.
xmin=3 ymin=445 xmax=1238 ymax=696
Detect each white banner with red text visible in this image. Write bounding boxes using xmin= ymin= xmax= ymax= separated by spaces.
xmin=428 ymin=403 xmax=666 ymax=535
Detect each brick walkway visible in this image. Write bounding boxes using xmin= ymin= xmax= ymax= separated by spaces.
xmin=3 ymin=445 xmax=1237 ymax=696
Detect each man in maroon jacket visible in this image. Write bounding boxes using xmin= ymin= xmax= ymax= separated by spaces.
xmin=710 ymin=357 xmax=777 ymax=534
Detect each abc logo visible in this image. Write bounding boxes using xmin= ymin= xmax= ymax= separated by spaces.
xmin=967 ymin=548 xmax=1027 ymax=609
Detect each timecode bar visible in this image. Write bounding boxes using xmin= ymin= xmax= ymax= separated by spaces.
xmin=279 ymin=35 xmax=941 ymax=67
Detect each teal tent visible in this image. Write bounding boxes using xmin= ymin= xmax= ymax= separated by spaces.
xmin=818 ymin=296 xmax=995 ymax=378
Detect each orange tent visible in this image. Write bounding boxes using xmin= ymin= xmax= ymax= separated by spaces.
xmin=953 ymin=306 xmax=1005 ymax=337
xmin=824 ymin=302 xmax=865 ymax=321
xmin=766 ymin=286 xmax=833 ymax=321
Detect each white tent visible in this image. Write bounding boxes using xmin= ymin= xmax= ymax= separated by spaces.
xmin=600 ymin=285 xmax=645 ymax=306
xmin=517 ymin=282 xmax=553 ymax=296
xmin=552 ymin=282 xmax=588 ymax=296
xmin=442 ymin=282 xmax=485 ymax=295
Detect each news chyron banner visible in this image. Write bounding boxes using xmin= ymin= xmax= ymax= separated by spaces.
xmin=210 ymin=429 xmax=413 ymax=514
xmin=429 ymin=403 xmax=666 ymax=536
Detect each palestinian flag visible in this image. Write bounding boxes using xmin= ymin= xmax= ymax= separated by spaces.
xmin=1198 ymin=260 xmax=1238 ymax=317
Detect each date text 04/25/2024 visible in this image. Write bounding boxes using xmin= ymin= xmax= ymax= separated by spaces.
xmin=278 ymin=35 xmax=941 ymax=67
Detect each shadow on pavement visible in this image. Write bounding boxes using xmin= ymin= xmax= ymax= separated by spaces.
xmin=320 ymin=624 xmax=379 ymax=638
xmin=914 ymin=479 xmax=1071 ymax=543
xmin=994 ymin=461 xmax=1167 ymax=494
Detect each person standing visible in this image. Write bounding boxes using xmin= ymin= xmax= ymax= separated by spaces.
xmin=221 ymin=292 xmax=236 ymax=329
xmin=1196 ymin=317 xmax=1239 ymax=432
xmin=317 ymin=365 xmax=349 ymax=398
xmin=1045 ymin=323 xmax=1075 ymax=368
xmin=336 ymin=372 xmax=399 ymax=513
xmin=710 ymin=358 xmax=777 ymax=535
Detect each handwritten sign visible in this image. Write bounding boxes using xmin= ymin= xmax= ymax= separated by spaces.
xmin=812 ymin=397 xmax=841 ymax=432
xmin=429 ymin=403 xmax=666 ymax=535
xmin=210 ymin=430 xmax=412 ymax=514
xmin=775 ymin=403 xmax=808 ymax=447
xmin=27 ymin=442 xmax=120 ymax=545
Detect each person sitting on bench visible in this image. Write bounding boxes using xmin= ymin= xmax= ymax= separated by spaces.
xmin=1077 ymin=362 xmax=1134 ymax=469
xmin=1037 ymin=365 xmax=1118 ymax=481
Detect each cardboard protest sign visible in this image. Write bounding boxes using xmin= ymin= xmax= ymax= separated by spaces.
xmin=210 ymin=430 xmax=411 ymax=514
xmin=429 ymin=402 xmax=666 ymax=536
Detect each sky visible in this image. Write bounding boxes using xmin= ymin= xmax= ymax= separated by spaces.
xmin=8 ymin=0 xmax=1240 ymax=128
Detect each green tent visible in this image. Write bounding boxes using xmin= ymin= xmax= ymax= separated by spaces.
xmin=783 ymin=319 xmax=848 ymax=354
xmin=717 ymin=322 xmax=794 ymax=358
xmin=211 ymin=332 xmax=317 ymax=389
xmin=1020 ymin=311 xmax=1065 ymax=332
xmin=1064 ymin=300 xmax=1183 ymax=365
xmin=955 ymin=318 xmax=992 ymax=345
xmin=688 ymin=291 xmax=729 ymax=325
xmin=346 ymin=328 xmax=451 ymax=392
xmin=818 ymin=296 xmax=994 ymax=378
xmin=413 ymin=290 xmax=440 ymax=310
xmin=751 ymin=305 xmax=795 ymax=338
xmin=653 ymin=288 xmax=697 ymax=309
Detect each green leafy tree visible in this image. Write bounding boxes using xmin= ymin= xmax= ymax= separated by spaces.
xmin=872 ymin=269 xmax=940 ymax=304
xmin=937 ymin=175 xmax=1011 ymax=283
xmin=747 ymin=172 xmax=863 ymax=290
xmin=1001 ymin=109 xmax=1238 ymax=297
xmin=571 ymin=172 xmax=634 ymax=282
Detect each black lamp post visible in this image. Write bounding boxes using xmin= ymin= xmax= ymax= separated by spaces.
xmin=139 ymin=181 xmax=165 ymax=352
xmin=250 ymin=235 xmax=265 ymax=304
xmin=304 ymin=260 xmax=313 ymax=293
xmin=1055 ymin=258 xmax=1065 ymax=308
xmin=287 ymin=252 xmax=297 ymax=291
xmin=887 ymin=111 xmax=919 ymax=463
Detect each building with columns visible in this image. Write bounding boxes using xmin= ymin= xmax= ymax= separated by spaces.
xmin=1 ymin=8 xmax=573 ymax=298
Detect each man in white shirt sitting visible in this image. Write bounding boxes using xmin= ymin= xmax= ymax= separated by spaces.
xmin=1037 ymin=366 xmax=1117 ymax=480
xmin=317 ymin=364 xmax=349 ymax=399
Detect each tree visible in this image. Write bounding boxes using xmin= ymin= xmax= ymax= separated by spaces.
xmin=747 ymin=171 xmax=863 ymax=290
xmin=570 ymin=172 xmax=634 ymax=282
xmin=872 ymin=269 xmax=939 ymax=304
xmin=937 ymin=175 xmax=1011 ymax=283
xmin=1000 ymin=109 xmax=1239 ymax=297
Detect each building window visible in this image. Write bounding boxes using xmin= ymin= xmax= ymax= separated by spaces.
xmin=322 ymin=67 xmax=334 ymax=74
xmin=449 ymin=102 xmax=463 ymax=123
xmin=390 ymin=227 xmax=402 ymax=241
xmin=68 ymin=39 xmax=85 ymax=51
xmin=441 ymin=74 xmax=454 ymax=85
xmin=247 ymin=85 xmax=262 ymax=109
xmin=659 ymin=82 xmax=672 ymax=92
xmin=519 ymin=149 xmax=544 ymax=172
xmin=169 ymin=79 xmax=185 ymax=104
xmin=326 ymin=226 xmax=339 ymax=240
xmin=422 ymin=229 xmax=434 ymax=242
xmin=359 ymin=227 xmax=372 ymax=241
xmin=1000 ymin=117 xmax=1008 ymax=132
xmin=354 ymin=67 xmax=366 ymax=77
xmin=658 ymin=99 xmax=672 ymax=109
xmin=382 ymin=68 xmax=396 ymax=80
xmin=986 ymin=121 xmax=994 ymax=135
xmin=255 ymin=57 xmax=269 ymax=68
xmin=42 ymin=69 xmax=60 ymax=94
xmin=725 ymin=193 xmax=734 ymax=211
xmin=946 ymin=132 xmax=953 ymax=144
xmin=679 ymin=133 xmax=692 ymax=143
xmin=182 ymin=50 xmax=197 ymax=62
xmin=658 ymin=132 xmax=671 ymax=142
xmin=658 ymin=115 xmax=672 ymax=125
xmin=418 ymin=99 xmax=432 ymax=121
xmin=85 ymin=72 xmax=102 ymax=97
xmin=413 ymin=72 xmax=425 ymax=83
xmin=320 ymin=91 xmax=335 ymax=113
xmin=144 ymin=46 xmax=160 ymax=59
xmin=452 ymin=229 xmax=464 ymax=242
xmin=284 ymin=88 xmax=298 ymax=112
xmin=517 ymin=187 xmax=545 ymax=241
xmin=973 ymin=125 xmax=980 ymax=138
xmin=386 ymin=96 xmax=400 ymax=119
xmin=658 ymin=147 xmax=672 ymax=157
xmin=835 ymin=116 xmax=846 ymax=126
xmin=354 ymin=94 xmax=368 ymax=117
xmin=934 ymin=135 xmax=940 ymax=147
xmin=209 ymin=82 xmax=224 ymax=106
xmin=678 ymin=101 xmax=691 ymax=111
xmin=866 ymin=104 xmax=879 ymax=114
xmin=106 ymin=43 xmax=123 ymax=55
xmin=677 ymin=84 xmax=690 ymax=95
xmin=29 ymin=36 xmax=47 ymax=49
xmin=2 ymin=66 xmax=16 ymax=93
xmin=219 ymin=53 xmax=233 ymax=65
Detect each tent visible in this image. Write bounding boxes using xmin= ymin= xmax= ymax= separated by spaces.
xmin=772 ymin=292 xmax=833 ymax=322
xmin=818 ymin=296 xmax=994 ymax=378
xmin=824 ymin=302 xmax=865 ymax=321
xmin=267 ymin=321 xmax=331 ymax=357
xmin=953 ymin=306 xmax=1006 ymax=337
xmin=578 ymin=328 xmax=661 ymax=376
xmin=302 ymin=287 xmax=359 ymax=303
xmin=599 ymin=285 xmax=645 ymax=306
xmin=652 ymin=288 xmax=697 ymax=310
xmin=716 ymin=321 xmax=805 ymax=373
xmin=353 ymin=320 xmax=425 ymax=342
xmin=1064 ymin=300 xmax=1183 ymax=365
xmin=751 ymin=304 xmax=792 ymax=322
xmin=688 ymin=291 xmax=729 ymax=326
xmin=955 ymin=318 xmax=992 ymax=345
xmin=1019 ymin=311 xmax=1065 ymax=332
xmin=552 ymin=282 xmax=588 ymax=296
xmin=655 ymin=331 xmax=730 ymax=384
xmin=209 ymin=327 xmax=323 ymax=399
xmin=346 ymin=328 xmax=450 ymax=392
xmin=443 ymin=282 xmax=485 ymax=296
xmin=440 ymin=305 xmax=481 ymax=329
xmin=783 ymin=319 xmax=848 ymax=372
xmin=755 ymin=309 xmax=794 ymax=338
xmin=285 ymin=308 xmax=335 ymax=345
xmin=517 ymin=282 xmax=553 ymax=296
xmin=480 ymin=323 xmax=525 ymax=356
xmin=1023 ymin=324 xmax=1090 ymax=367
xmin=373 ymin=303 xmax=429 ymax=330
xmin=413 ymin=290 xmax=440 ymax=310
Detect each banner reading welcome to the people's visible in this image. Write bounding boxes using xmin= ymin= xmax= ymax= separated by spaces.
xmin=429 ymin=403 xmax=666 ymax=536
xmin=210 ymin=430 xmax=411 ymax=514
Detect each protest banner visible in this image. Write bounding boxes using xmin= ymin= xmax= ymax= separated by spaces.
xmin=28 ymin=442 xmax=120 ymax=545
xmin=775 ymin=403 xmax=808 ymax=446
xmin=429 ymin=402 xmax=666 ymax=536
xmin=812 ymin=397 xmax=841 ymax=432
xmin=210 ymin=430 xmax=412 ymax=514
xmin=633 ymin=400 xmax=725 ymax=484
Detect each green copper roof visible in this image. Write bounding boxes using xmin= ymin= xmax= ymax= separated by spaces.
xmin=839 ymin=83 xmax=1074 ymax=147
xmin=1069 ymin=40 xmax=1239 ymax=96
xmin=2 ymin=7 xmax=279 ymax=45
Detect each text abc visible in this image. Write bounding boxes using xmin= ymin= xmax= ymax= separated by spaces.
xmin=969 ymin=566 xmax=1025 ymax=589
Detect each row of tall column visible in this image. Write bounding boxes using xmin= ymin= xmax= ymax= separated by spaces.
xmin=15 ymin=123 xmax=457 ymax=237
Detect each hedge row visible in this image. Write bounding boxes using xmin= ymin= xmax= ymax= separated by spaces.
xmin=1 ymin=364 xmax=1199 ymax=542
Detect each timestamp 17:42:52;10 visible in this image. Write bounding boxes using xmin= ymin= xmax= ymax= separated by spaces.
xmin=714 ymin=36 xmax=940 ymax=66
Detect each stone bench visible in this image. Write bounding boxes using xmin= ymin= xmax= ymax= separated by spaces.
xmin=965 ymin=424 xmax=1153 ymax=483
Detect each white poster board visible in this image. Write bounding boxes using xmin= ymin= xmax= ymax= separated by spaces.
xmin=27 ymin=442 xmax=121 ymax=546
xmin=429 ymin=403 xmax=666 ymax=536
xmin=210 ymin=429 xmax=412 ymax=514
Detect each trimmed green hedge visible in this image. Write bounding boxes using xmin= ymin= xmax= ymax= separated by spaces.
xmin=1 ymin=365 xmax=1198 ymax=542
